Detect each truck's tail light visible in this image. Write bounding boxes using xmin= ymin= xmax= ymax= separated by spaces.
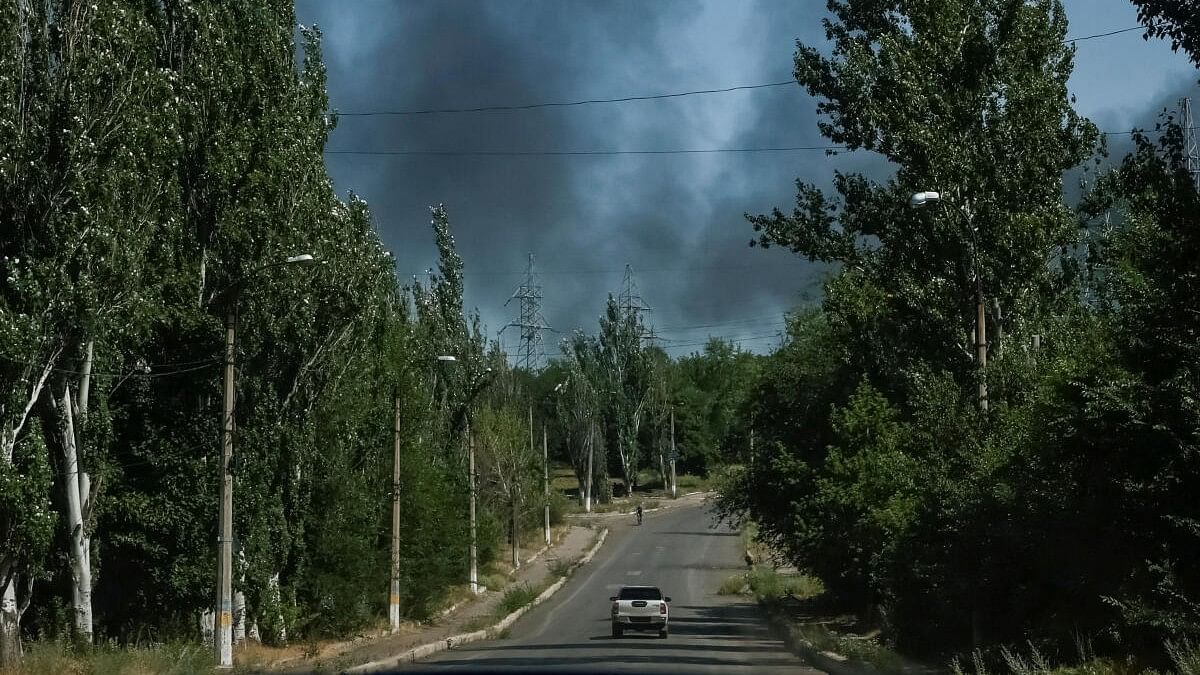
xmin=660 ymin=602 xmax=667 ymax=615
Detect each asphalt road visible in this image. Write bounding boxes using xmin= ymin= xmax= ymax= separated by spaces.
xmin=395 ymin=499 xmax=822 ymax=674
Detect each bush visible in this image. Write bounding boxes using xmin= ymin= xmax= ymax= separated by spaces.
xmin=747 ymin=568 xmax=824 ymax=603
xmin=479 ymin=573 xmax=510 ymax=593
xmin=547 ymin=490 xmax=569 ymax=527
xmin=719 ymin=574 xmax=748 ymax=595
xmin=547 ymin=558 xmax=572 ymax=578
xmin=494 ymin=583 xmax=540 ymax=618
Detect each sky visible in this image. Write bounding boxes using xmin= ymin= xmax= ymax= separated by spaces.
xmin=294 ymin=0 xmax=1199 ymax=360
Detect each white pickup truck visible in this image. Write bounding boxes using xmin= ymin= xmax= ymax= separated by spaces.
xmin=610 ymin=585 xmax=671 ymax=638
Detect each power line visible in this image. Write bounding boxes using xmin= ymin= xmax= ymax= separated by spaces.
xmin=414 ymin=263 xmax=813 ymax=278
xmin=331 ymin=26 xmax=1142 ymax=119
xmin=656 ymin=318 xmax=787 ymax=332
xmin=325 ymin=128 xmax=1200 ymax=158
xmin=661 ymin=331 xmax=783 ymax=347
xmin=323 ymin=145 xmax=842 ymax=157
xmin=1066 ymin=25 xmax=1144 ymax=42
xmin=541 ymin=329 xmax=782 ymax=358
xmin=337 ymin=80 xmax=797 ymax=117
xmin=0 ymin=354 xmax=219 ymax=379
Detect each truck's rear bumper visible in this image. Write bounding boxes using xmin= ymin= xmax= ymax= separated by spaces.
xmin=613 ymin=616 xmax=667 ymax=629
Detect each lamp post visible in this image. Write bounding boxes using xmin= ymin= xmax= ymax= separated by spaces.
xmin=442 ymin=361 xmax=493 ymax=595
xmin=466 ymin=366 xmax=494 ymax=594
xmin=391 ymin=353 xmax=459 ymax=627
xmin=910 ymin=189 xmax=987 ymax=412
xmin=213 ymin=253 xmax=315 ymax=670
xmin=669 ymin=406 xmax=677 ymax=499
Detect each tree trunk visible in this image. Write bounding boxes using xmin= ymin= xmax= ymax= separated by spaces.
xmin=658 ymin=452 xmax=666 ymax=493
xmin=0 ymin=569 xmax=22 ymax=667
xmin=52 ymin=385 xmax=93 ymax=642
xmin=511 ymin=499 xmax=520 ymax=570
xmin=266 ymin=572 xmax=287 ymax=644
xmin=198 ymin=244 xmax=207 ymax=308
xmin=584 ymin=430 xmax=593 ymax=513
xmin=233 ymin=590 xmax=247 ymax=644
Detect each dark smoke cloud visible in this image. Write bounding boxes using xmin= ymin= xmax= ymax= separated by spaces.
xmin=296 ymin=0 xmax=1197 ymax=358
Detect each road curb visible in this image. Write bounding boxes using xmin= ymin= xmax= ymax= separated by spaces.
xmin=761 ymin=602 xmax=903 ymax=675
xmin=343 ymin=528 xmax=610 ymax=674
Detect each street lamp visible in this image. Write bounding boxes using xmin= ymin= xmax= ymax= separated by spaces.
xmin=908 ymin=190 xmax=941 ymax=208
xmin=467 ymin=366 xmax=494 ymax=594
xmin=213 ymin=253 xmax=315 ymax=670
xmin=910 ymin=189 xmax=987 ymax=412
xmin=541 ymin=381 xmax=569 ymax=546
xmin=391 ymin=353 xmax=461 ymax=628
xmin=440 ymin=361 xmax=494 ymax=595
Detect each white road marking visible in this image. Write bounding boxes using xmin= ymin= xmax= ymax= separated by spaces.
xmin=626 ymin=570 xmax=642 ymax=576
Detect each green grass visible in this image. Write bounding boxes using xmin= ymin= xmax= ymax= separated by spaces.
xmin=478 ymin=572 xmax=510 ymax=593
xmin=950 ymin=641 xmax=1150 ymax=675
xmin=746 ymin=567 xmax=824 ymax=602
xmin=13 ymin=639 xmax=215 ymax=675
xmin=791 ymin=622 xmax=908 ymax=674
xmin=547 ymin=557 xmax=572 ymax=577
xmin=494 ymin=583 xmax=541 ymax=619
xmin=718 ymin=573 xmax=749 ymax=595
xmin=674 ymin=474 xmax=711 ymax=491
xmin=719 ymin=567 xmax=823 ymax=600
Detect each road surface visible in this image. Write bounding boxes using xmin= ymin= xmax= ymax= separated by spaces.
xmin=396 ymin=499 xmax=822 ymax=673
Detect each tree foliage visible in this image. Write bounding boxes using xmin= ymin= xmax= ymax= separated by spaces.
xmin=719 ymin=0 xmax=1200 ymax=659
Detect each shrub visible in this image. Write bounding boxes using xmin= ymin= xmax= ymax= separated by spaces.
xmin=494 ymin=583 xmax=540 ymax=618
xmin=719 ymin=574 xmax=748 ymax=595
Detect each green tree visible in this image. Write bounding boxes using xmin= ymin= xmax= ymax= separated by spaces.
xmin=731 ymin=0 xmax=1103 ymax=652
xmin=1075 ymin=112 xmax=1200 ymax=640
xmin=557 ymin=331 xmax=606 ymax=509
xmin=598 ymin=297 xmax=654 ymax=493
xmin=1131 ymin=0 xmax=1200 ymax=66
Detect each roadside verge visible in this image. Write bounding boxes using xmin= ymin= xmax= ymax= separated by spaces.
xmin=343 ymin=528 xmax=609 ymax=674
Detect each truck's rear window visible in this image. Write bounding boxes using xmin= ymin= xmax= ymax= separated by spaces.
xmin=618 ymin=587 xmax=662 ymax=600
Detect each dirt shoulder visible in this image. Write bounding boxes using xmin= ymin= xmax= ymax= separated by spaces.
xmin=249 ymin=524 xmax=599 ymax=673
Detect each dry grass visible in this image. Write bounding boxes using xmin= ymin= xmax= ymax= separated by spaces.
xmin=718 ymin=573 xmax=749 ymax=595
xmin=8 ymin=640 xmax=213 ymax=675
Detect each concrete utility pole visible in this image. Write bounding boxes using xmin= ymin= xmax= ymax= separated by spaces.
xmin=669 ymin=407 xmax=677 ymax=499
xmin=976 ymin=280 xmax=988 ymax=412
xmin=389 ymin=392 xmax=402 ymax=631
xmin=1183 ymin=97 xmax=1199 ymax=190
xmin=212 ymin=253 xmax=314 ymax=670
xmin=216 ymin=309 xmax=235 ymax=668
xmin=542 ymin=424 xmax=550 ymax=546
xmin=910 ymin=191 xmax=988 ymax=412
xmin=584 ymin=421 xmax=594 ymax=513
xmin=467 ymin=416 xmax=479 ymax=595
xmin=992 ymin=298 xmax=1004 ymax=359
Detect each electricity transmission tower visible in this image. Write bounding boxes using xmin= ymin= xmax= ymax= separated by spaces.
xmin=501 ymin=253 xmax=551 ymax=371
xmin=1184 ymin=97 xmax=1199 ymax=190
xmin=618 ymin=264 xmax=660 ymax=344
